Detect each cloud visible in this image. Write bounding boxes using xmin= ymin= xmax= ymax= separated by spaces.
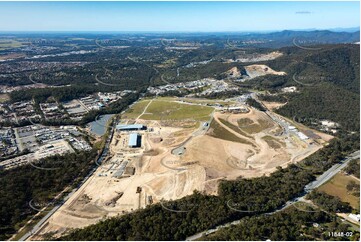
xmin=295 ymin=11 xmax=312 ymax=14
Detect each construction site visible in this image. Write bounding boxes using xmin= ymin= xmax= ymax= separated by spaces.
xmin=30 ymin=97 xmax=333 ymax=239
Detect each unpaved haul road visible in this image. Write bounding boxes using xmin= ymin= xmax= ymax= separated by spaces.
xmin=135 ymin=99 xmax=153 ymax=122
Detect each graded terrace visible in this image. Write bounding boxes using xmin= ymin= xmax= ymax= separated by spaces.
xmin=31 ymin=96 xmax=333 ymax=239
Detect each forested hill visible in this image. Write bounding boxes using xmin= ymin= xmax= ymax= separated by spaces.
xmin=252 ymin=44 xmax=360 ymax=133
xmin=261 ymin=44 xmax=360 ymax=93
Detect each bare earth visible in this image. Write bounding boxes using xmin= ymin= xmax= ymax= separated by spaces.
xmin=262 ymin=101 xmax=287 ymax=111
xmin=30 ymin=104 xmax=331 ymax=240
xmin=245 ymin=64 xmax=286 ymax=79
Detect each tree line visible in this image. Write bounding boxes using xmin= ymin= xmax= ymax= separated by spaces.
xmin=60 ymin=135 xmax=358 ymax=241
xmin=0 ymin=150 xmax=97 ymax=240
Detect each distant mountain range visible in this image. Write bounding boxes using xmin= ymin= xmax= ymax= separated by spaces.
xmin=325 ymin=27 xmax=360 ymax=32
xmin=0 ymin=28 xmax=359 ymax=49
xmin=217 ymin=29 xmax=360 ymax=48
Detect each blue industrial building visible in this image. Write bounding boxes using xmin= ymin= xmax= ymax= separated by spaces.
xmin=128 ymin=133 xmax=141 ymax=148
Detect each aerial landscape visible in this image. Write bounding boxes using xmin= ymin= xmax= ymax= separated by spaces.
xmin=0 ymin=1 xmax=360 ymax=241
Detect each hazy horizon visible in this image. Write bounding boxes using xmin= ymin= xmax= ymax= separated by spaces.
xmin=0 ymin=26 xmax=359 ymax=35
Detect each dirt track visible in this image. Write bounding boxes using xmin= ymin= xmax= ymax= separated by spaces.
xmin=31 ymin=107 xmax=330 ymax=239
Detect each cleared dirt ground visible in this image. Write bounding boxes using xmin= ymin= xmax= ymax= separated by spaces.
xmin=262 ymin=101 xmax=287 ymax=111
xmin=32 ymin=101 xmax=331 ymax=239
xmin=235 ymin=51 xmax=283 ymax=63
xmin=245 ymin=64 xmax=286 ymax=79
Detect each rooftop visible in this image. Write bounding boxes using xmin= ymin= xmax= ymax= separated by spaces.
xmin=128 ymin=133 xmax=140 ymax=147
xmin=116 ymin=124 xmax=145 ymax=130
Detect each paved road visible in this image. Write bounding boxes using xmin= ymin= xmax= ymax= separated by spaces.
xmin=13 ymin=128 xmax=25 ymax=152
xmin=160 ymin=73 xmax=171 ymax=85
xmin=18 ymin=190 xmax=77 ymax=241
xmin=19 ymin=120 xmax=118 ymax=241
xmin=305 ymin=150 xmax=360 ymax=191
xmin=186 ymin=150 xmax=360 ymax=241
xmin=94 ymin=73 xmax=120 ymax=87
xmin=170 ymin=110 xmax=214 ymax=156
xmin=272 ymin=150 xmax=360 ymax=215
xmin=292 ymin=73 xmax=314 ymax=86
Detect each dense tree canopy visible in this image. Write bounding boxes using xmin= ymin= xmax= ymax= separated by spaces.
xmin=0 ymin=150 xmax=97 ymax=240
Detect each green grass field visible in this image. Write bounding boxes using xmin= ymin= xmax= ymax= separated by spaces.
xmin=237 ymin=118 xmax=273 ymax=134
xmin=178 ymin=97 xmax=236 ymax=106
xmin=138 ymin=98 xmax=214 ymax=121
xmin=262 ymin=135 xmax=284 ymax=149
xmin=0 ymin=40 xmax=23 ymax=50
xmin=218 ymin=118 xmax=253 ymax=139
xmin=317 ymin=173 xmax=360 ymax=210
xmin=122 ymin=100 xmax=151 ymax=119
xmin=208 ymin=119 xmax=253 ymax=145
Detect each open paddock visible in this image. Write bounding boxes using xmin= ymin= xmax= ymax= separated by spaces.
xmin=124 ymin=97 xmax=214 ymax=122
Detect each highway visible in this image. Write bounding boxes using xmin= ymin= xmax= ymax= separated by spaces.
xmin=306 ymin=150 xmax=360 ymax=191
xmin=186 ymin=150 xmax=360 ymax=241
xmin=18 ymin=119 xmax=118 ymax=241
xmin=269 ymin=150 xmax=360 ymax=215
